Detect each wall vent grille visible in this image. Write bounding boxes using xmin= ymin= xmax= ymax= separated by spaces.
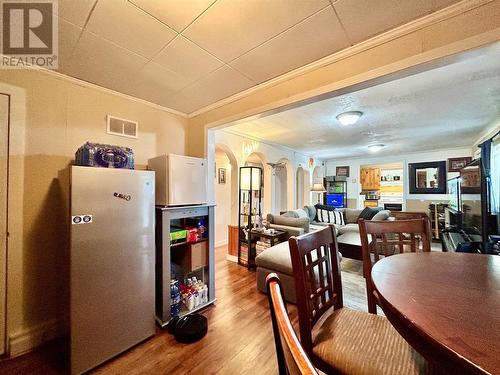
xmin=106 ymin=115 xmax=138 ymax=138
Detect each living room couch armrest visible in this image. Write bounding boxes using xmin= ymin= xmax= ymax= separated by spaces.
xmin=268 ymin=224 xmax=305 ymax=237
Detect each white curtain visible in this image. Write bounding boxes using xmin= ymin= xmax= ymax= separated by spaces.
xmin=490 ymin=136 xmax=500 ymax=214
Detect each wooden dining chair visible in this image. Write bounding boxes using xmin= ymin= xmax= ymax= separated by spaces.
xmin=359 ymin=217 xmax=431 ymax=314
xmin=289 ymin=226 xmax=436 ymax=374
xmin=266 ymin=273 xmax=319 ymax=375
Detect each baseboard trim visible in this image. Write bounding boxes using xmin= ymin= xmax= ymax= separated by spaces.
xmin=226 ymin=254 xmax=238 ymax=263
xmin=215 ymin=240 xmax=228 ymax=248
xmin=8 ymin=318 xmax=67 ymax=357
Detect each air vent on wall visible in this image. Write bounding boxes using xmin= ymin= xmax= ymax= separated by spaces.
xmin=107 ymin=115 xmax=138 ymax=139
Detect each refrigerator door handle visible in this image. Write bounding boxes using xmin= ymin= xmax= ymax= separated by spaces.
xmin=113 ymin=192 xmax=131 ymax=201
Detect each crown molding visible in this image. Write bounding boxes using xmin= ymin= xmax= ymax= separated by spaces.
xmin=187 ymin=0 xmax=492 ymax=118
xmin=473 ymin=121 xmax=500 ymax=146
xmin=8 ymin=63 xmax=188 ymax=118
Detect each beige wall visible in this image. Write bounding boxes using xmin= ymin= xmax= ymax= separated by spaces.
xmin=0 ymin=69 xmax=187 ymax=354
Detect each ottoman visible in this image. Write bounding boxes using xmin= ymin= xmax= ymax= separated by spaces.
xmin=256 ymin=239 xmax=343 ymax=304
xmin=256 ymin=241 xmax=297 ymax=303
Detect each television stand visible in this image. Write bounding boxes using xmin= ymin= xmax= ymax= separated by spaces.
xmin=442 ymin=226 xmax=482 ymax=253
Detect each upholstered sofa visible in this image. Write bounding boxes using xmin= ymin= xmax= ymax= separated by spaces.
xmin=257 ymin=205 xmax=391 ymax=302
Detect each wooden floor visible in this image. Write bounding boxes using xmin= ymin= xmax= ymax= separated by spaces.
xmin=0 ymin=246 xmax=369 ymax=375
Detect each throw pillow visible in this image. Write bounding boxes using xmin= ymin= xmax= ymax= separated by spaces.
xmin=296 ymin=208 xmax=309 ymax=220
xmin=372 ymin=210 xmax=391 ymax=221
xmin=316 ymin=208 xmax=345 ymax=225
xmin=358 ymin=207 xmax=378 ymax=220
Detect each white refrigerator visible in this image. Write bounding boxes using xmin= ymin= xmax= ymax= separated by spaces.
xmin=65 ymin=166 xmax=156 ymax=374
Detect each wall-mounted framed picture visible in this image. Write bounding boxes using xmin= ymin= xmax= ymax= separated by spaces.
xmin=218 ymin=168 xmax=226 ymax=184
xmin=447 ymin=157 xmax=471 ymax=172
xmin=336 ymin=166 xmax=350 ymax=177
xmin=408 ymin=161 xmax=446 ymax=194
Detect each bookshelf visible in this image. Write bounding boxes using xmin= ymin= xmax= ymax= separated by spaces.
xmin=238 ymin=166 xmax=263 ymax=268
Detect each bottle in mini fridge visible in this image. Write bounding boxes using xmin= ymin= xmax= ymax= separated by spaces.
xmin=170 ymin=280 xmax=181 ymax=317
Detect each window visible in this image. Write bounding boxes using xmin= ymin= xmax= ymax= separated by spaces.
xmin=490 ymin=136 xmax=500 ymax=214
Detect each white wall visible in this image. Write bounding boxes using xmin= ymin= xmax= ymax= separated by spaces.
xmin=324 ymin=147 xmax=473 ymax=209
xmin=214 ymin=130 xmax=317 ymax=216
xmin=214 ymin=149 xmax=232 ymax=247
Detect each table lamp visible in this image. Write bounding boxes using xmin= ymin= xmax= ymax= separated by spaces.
xmin=310 ymin=182 xmax=326 ymax=204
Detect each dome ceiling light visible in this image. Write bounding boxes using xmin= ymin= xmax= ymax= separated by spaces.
xmin=368 ymin=144 xmax=386 ymax=152
xmin=336 ymin=111 xmax=363 ymax=126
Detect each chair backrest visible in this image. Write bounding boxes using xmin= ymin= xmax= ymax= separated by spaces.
xmin=266 ymin=273 xmax=319 ymax=375
xmin=358 ymin=217 xmax=431 ymax=314
xmin=288 ymin=226 xmax=343 ymax=353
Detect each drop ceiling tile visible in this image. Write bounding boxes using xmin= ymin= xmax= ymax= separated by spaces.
xmin=129 ymin=0 xmax=216 ymax=32
xmin=152 ymin=35 xmax=223 ymax=85
xmin=86 ymin=0 xmax=177 ymax=59
xmin=57 ymin=0 xmax=96 ymax=27
xmin=231 ymin=7 xmax=349 ymax=84
xmin=183 ymin=0 xmax=330 ymax=62
xmin=167 ymin=66 xmax=255 ymax=113
xmin=57 ymin=17 xmax=83 ymax=71
xmin=131 ymin=62 xmax=191 ymax=104
xmin=334 ymin=0 xmax=459 ymax=44
xmin=63 ymin=31 xmax=148 ymax=94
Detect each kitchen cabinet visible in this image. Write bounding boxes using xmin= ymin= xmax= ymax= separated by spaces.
xmin=361 ymin=168 xmax=381 ymax=190
xmin=364 ymin=200 xmax=379 ymax=208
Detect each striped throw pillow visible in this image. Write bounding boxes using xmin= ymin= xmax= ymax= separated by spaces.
xmin=317 ymin=209 xmax=345 ymax=225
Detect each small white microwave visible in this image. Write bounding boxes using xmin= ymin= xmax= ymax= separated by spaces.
xmin=148 ymin=154 xmax=207 ymax=206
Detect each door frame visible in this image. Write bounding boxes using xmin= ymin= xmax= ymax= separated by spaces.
xmin=0 ymin=93 xmax=10 ymax=356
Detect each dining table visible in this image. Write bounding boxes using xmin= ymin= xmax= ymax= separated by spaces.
xmin=371 ymin=252 xmax=500 ymax=375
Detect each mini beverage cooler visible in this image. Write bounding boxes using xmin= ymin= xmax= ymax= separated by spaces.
xmin=155 ymin=205 xmax=216 ymax=327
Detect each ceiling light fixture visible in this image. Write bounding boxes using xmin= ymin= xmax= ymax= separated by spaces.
xmin=368 ymin=144 xmax=385 ymax=152
xmin=336 ymin=111 xmax=363 ymax=126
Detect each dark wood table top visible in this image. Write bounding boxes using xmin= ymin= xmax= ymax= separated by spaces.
xmin=371 ymin=252 xmax=500 ymax=375
xmin=250 ymin=229 xmax=287 ymax=239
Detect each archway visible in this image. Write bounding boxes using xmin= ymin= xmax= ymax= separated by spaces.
xmin=296 ymin=167 xmax=304 ymax=208
xmin=303 ymin=169 xmax=311 ymax=206
xmin=214 ymin=144 xmax=238 ymax=249
xmin=296 ymin=166 xmax=311 ymax=208
xmin=271 ymin=158 xmax=293 ymax=213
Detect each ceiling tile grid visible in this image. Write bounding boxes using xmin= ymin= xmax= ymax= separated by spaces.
xmin=229 ymin=6 xmax=351 ymax=84
xmin=56 ymin=0 xmax=462 ymax=114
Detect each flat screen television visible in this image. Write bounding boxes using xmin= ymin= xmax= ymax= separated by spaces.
xmin=326 ymin=193 xmax=345 ymax=208
xmin=447 ymin=177 xmax=461 ymax=212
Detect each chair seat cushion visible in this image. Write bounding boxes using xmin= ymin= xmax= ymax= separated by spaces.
xmin=312 ymin=307 xmax=433 ymax=375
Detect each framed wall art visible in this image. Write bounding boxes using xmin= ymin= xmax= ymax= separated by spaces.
xmin=448 ymin=157 xmax=471 ymax=172
xmin=336 ymin=166 xmax=350 ymax=177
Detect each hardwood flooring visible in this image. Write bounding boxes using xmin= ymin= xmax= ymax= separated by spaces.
xmin=0 ymin=246 xmax=370 ymax=375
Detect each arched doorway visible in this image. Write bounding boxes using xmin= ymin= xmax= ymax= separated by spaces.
xmin=296 ymin=167 xmax=304 ymax=208
xmin=271 ymin=158 xmax=293 ymax=213
xmin=214 ymin=144 xmax=238 ymax=249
